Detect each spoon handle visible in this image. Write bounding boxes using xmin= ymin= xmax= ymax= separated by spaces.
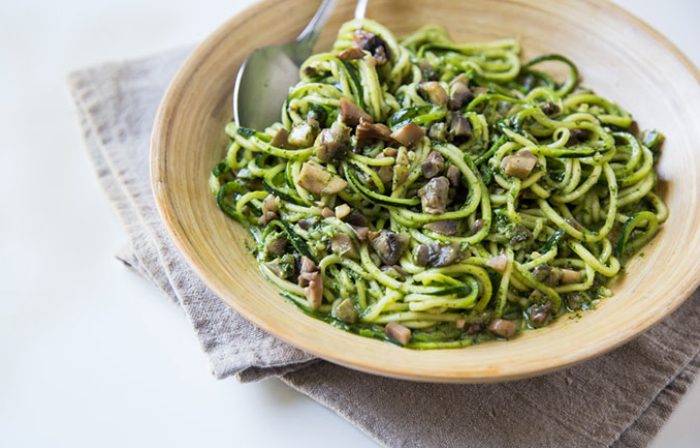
xmin=296 ymin=0 xmax=338 ymax=43
xmin=354 ymin=0 xmax=368 ymax=19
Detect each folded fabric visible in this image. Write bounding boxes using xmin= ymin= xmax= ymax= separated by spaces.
xmin=69 ymin=48 xmax=700 ymax=448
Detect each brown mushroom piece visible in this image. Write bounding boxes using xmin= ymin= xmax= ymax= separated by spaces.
xmin=447 ymin=111 xmax=472 ymax=141
xmin=528 ymin=304 xmax=551 ymax=327
xmin=414 ymin=243 xmax=461 ymax=267
xmin=560 ymin=268 xmax=583 ymax=284
xmin=424 ymin=219 xmax=460 ymax=236
xmin=330 ymin=233 xmax=357 ymax=259
xmin=302 ymin=271 xmax=324 ymax=310
xmin=448 ymin=75 xmax=474 ymax=110
xmin=336 ymin=46 xmax=365 ymax=61
xmin=356 ymin=118 xmax=392 ymax=145
xmin=446 ymin=165 xmax=461 ymax=187
xmin=316 ymin=121 xmax=351 ymax=162
xmin=287 ymin=121 xmax=317 ymax=147
xmin=352 ymin=29 xmax=390 ymax=65
xmin=298 ymin=162 xmax=348 ymax=196
xmin=265 ymin=237 xmax=287 ymax=256
xmin=385 ymin=322 xmax=411 ymax=345
xmin=488 ymin=319 xmax=517 ymax=338
xmin=532 ymin=265 xmax=562 ymax=286
xmin=259 ymin=194 xmax=280 ymax=225
xmin=421 ymin=151 xmax=445 ymax=179
xmin=568 ymin=128 xmax=590 ymax=146
xmin=419 ymin=81 xmax=448 ymax=107
xmin=300 ymin=255 xmax=317 ymax=273
xmin=369 ymin=230 xmax=409 ymax=265
xmin=271 ymin=128 xmax=290 ymax=148
xmin=344 ymin=210 xmax=370 ymax=242
xmin=418 ymin=176 xmax=450 ymax=214
xmin=428 ymin=122 xmax=447 ymax=141
xmin=332 ymin=298 xmax=358 ymax=324
xmin=321 ymin=207 xmax=334 ymax=218
xmin=377 ymin=165 xmax=394 ymax=184
xmin=540 ymin=102 xmax=560 ymax=116
xmin=486 ymin=254 xmax=508 ymax=273
xmin=470 ymin=218 xmax=484 ymax=235
xmin=390 ymin=122 xmax=425 ymax=147
xmin=339 ymin=97 xmax=372 ymax=127
xmin=501 ymin=151 xmax=538 ymax=179
xmin=264 ymin=255 xmax=296 ymax=279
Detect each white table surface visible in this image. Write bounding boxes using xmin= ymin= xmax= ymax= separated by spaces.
xmin=1 ymin=1 xmax=698 ymax=446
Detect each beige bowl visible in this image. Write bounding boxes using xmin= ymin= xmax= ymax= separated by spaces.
xmin=151 ymin=0 xmax=700 ymax=382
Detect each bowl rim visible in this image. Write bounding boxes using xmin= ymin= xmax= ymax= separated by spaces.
xmin=150 ymin=0 xmax=700 ymax=382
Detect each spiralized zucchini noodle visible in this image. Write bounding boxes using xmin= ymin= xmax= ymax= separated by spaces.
xmin=210 ymin=19 xmax=667 ymax=348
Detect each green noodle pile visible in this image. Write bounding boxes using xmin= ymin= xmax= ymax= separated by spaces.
xmin=210 ymin=19 xmax=667 ymax=348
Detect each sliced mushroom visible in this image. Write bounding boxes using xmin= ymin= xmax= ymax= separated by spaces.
xmin=488 ymin=319 xmax=517 ymax=338
xmin=424 ymin=219 xmax=460 ymax=236
xmin=533 ymin=265 xmax=562 ymax=286
xmin=560 ymin=268 xmax=583 ymax=284
xmin=510 ymin=224 xmax=532 ymax=246
xmin=265 ymin=237 xmax=287 ymax=256
xmin=331 ymin=233 xmax=357 ymax=258
xmin=300 ymin=255 xmax=317 ymax=273
xmin=352 ymin=29 xmax=390 ymax=65
xmin=568 ymin=128 xmax=590 ymax=146
xmin=413 ymin=242 xmax=461 ymax=267
xmin=287 ymin=121 xmax=317 ymax=147
xmin=334 ymin=204 xmax=352 ymax=220
xmin=377 ymin=165 xmax=394 ymax=184
xmin=321 ymin=207 xmax=334 ymax=218
xmin=421 ymin=151 xmax=445 ymax=179
xmin=297 ymin=217 xmax=316 ymax=230
xmin=448 ymin=76 xmax=474 ymax=110
xmin=390 ymin=122 xmax=425 ymax=147
xmin=336 ymin=46 xmax=365 ymax=61
xmin=447 ymin=111 xmax=472 ymax=141
xmin=418 ymin=60 xmax=439 ymax=81
xmin=344 ymin=210 xmax=369 ymax=227
xmin=339 ymin=97 xmax=372 ymax=127
xmin=369 ymin=230 xmax=409 ymax=265
xmin=528 ymin=304 xmax=551 ymax=327
xmin=501 ymin=151 xmax=537 ymax=179
xmin=540 ymin=102 xmax=560 ymax=116
xmin=303 ymin=271 xmax=324 ymax=310
xmin=265 ymin=255 xmax=296 ymax=279
xmin=418 ymin=176 xmax=450 ymax=214
xmin=350 ymin=225 xmax=369 ymax=241
xmin=385 ymin=322 xmax=411 ymax=345
xmin=271 ymin=128 xmax=290 ymax=148
xmin=332 ymin=298 xmax=358 ymax=323
xmin=419 ymin=82 xmax=448 ymax=107
xmin=298 ymin=162 xmax=348 ymax=196
xmin=446 ymin=165 xmax=461 ymax=187
xmin=356 ymin=118 xmax=392 ymax=145
xmin=316 ymin=121 xmax=351 ymax=162
xmin=428 ymin=122 xmax=447 ymax=141
xmin=470 ymin=218 xmax=484 ymax=235
xmin=486 ymin=254 xmax=508 ymax=273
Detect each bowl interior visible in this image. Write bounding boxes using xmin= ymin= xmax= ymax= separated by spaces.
xmin=151 ymin=0 xmax=700 ymax=382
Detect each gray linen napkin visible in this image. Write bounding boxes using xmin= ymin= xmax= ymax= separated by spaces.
xmin=69 ymin=48 xmax=700 ymax=447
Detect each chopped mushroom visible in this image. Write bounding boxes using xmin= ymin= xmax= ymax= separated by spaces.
xmin=302 ymin=271 xmax=324 ymax=310
xmin=321 ymin=207 xmax=334 ymax=218
xmin=316 ymin=121 xmax=350 ymax=162
xmin=447 ymin=111 xmax=472 ymax=141
xmin=271 ymin=128 xmax=290 ymax=148
xmin=540 ymin=102 xmax=560 ymax=116
xmin=369 ymin=230 xmax=409 ymax=265
xmin=385 ymin=322 xmax=411 ymax=345
xmin=298 ymin=162 xmax=348 ymax=195
xmin=344 ymin=210 xmax=370 ymax=241
xmin=428 ymin=122 xmax=447 ymax=141
xmin=330 ymin=233 xmax=357 ymax=258
xmin=568 ymin=128 xmax=590 ymax=145
xmin=356 ymin=118 xmax=392 ymax=145
xmin=501 ymin=151 xmax=538 ymax=179
xmin=533 ymin=265 xmax=562 ymax=286
xmin=528 ymin=304 xmax=551 ymax=327
xmin=470 ymin=218 xmax=484 ymax=235
xmin=390 ymin=122 xmax=425 ymax=147
xmin=339 ymin=97 xmax=372 ymax=127
xmin=414 ymin=243 xmax=461 ymax=267
xmin=336 ymin=46 xmax=365 ymax=61
xmin=352 ymin=29 xmax=390 ymax=65
xmin=424 ymin=220 xmax=460 ymax=236
xmin=259 ymin=194 xmax=281 ymax=225
xmin=419 ymin=82 xmax=448 ymax=107
xmin=486 ymin=254 xmax=508 ymax=273
xmin=287 ymin=121 xmax=317 ymax=147
xmin=265 ymin=238 xmax=287 ymax=256
xmin=446 ymin=165 xmax=461 ymax=187
xmin=448 ymin=76 xmax=474 ymax=110
xmin=383 ymin=147 xmax=398 ymax=157
xmin=488 ymin=319 xmax=517 ymax=338
xmin=560 ymin=268 xmax=583 ymax=284
xmin=421 ymin=151 xmax=445 ymax=179
xmin=332 ymin=298 xmax=359 ymax=323
xmin=418 ymin=176 xmax=450 ymax=214
xmin=377 ymin=165 xmax=394 ymax=183
xmin=300 ymin=256 xmax=317 ymax=273
xmin=334 ymin=204 xmax=352 ymax=219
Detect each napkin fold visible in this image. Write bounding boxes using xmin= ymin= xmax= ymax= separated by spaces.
xmin=69 ymin=48 xmax=700 ymax=447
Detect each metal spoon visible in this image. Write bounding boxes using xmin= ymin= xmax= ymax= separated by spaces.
xmin=233 ymin=0 xmax=368 ymax=129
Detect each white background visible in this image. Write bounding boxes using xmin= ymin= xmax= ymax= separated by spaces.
xmin=1 ymin=1 xmax=698 ymax=446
